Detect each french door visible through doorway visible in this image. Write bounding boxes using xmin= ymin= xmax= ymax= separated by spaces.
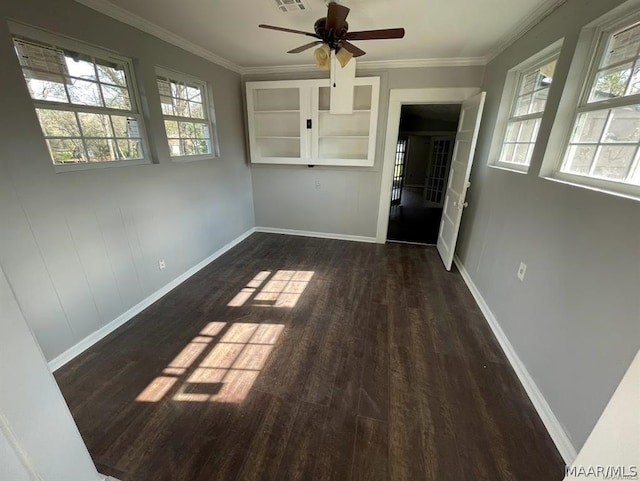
xmin=424 ymin=135 xmax=454 ymax=208
xmin=391 ymin=137 xmax=407 ymax=206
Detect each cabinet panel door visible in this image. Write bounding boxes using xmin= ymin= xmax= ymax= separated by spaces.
xmin=247 ymin=84 xmax=305 ymax=163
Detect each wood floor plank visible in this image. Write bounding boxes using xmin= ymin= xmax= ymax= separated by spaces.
xmin=358 ymin=303 xmax=389 ymax=421
xmin=54 ymin=233 xmax=565 ymax=481
xmin=274 ymin=401 xmax=327 ymax=481
xmin=351 ymin=416 xmax=389 ymax=481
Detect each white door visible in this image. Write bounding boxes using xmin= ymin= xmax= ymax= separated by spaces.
xmin=437 ymin=92 xmax=486 ymax=271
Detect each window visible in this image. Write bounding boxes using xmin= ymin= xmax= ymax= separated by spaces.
xmin=11 ymin=24 xmax=148 ymax=170
xmin=561 ymin=21 xmax=640 ymax=187
xmin=490 ymin=42 xmax=561 ymax=172
xmin=541 ymin=0 xmax=640 ymax=200
xmin=156 ymin=68 xmax=219 ymax=160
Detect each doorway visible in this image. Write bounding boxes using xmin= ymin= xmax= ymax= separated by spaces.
xmin=386 ymin=104 xmax=461 ymax=245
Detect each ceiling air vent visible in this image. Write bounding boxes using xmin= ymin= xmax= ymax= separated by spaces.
xmin=274 ymin=0 xmax=309 ymax=12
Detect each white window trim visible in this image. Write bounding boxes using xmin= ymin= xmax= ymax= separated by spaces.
xmin=8 ymin=21 xmax=152 ymax=173
xmin=488 ymin=39 xmax=563 ymax=174
xmin=540 ymin=0 xmax=640 ymax=201
xmin=155 ymin=66 xmax=220 ymax=162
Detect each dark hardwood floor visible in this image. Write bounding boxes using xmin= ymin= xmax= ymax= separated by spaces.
xmin=55 ymin=233 xmax=565 ymax=481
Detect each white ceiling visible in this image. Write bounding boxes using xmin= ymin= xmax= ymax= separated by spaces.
xmin=77 ymin=0 xmax=565 ymax=72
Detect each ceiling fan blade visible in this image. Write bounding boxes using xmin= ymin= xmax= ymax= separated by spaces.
xmin=288 ymin=41 xmax=324 ymax=54
xmin=259 ymin=24 xmax=319 ymax=38
xmin=341 ymin=41 xmax=366 ymax=58
xmin=326 ymin=2 xmax=350 ymax=32
xmin=345 ymin=28 xmax=406 ymax=40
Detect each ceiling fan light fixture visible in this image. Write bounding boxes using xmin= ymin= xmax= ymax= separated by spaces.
xmin=314 ymin=44 xmax=331 ymax=70
xmin=335 ymin=46 xmax=352 ymax=68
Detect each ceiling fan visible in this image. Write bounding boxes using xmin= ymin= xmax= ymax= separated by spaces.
xmin=259 ymin=1 xmax=405 ymax=64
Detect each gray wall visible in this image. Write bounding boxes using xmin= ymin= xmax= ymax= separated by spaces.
xmin=0 ymin=0 xmax=254 ymax=361
xmin=246 ymin=66 xmax=484 ymax=237
xmin=456 ymin=0 xmax=640 ymax=450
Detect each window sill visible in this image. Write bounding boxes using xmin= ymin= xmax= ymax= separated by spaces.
xmin=170 ymin=153 xmax=219 ymax=163
xmin=488 ymin=163 xmax=529 ymax=175
xmin=541 ymin=173 xmax=640 ymax=203
xmin=53 ymin=158 xmax=150 ymax=173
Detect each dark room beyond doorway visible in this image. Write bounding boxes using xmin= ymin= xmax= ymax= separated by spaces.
xmin=387 ymin=103 xmax=461 ymax=245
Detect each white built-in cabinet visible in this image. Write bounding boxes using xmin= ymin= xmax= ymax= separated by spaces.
xmin=245 ymin=77 xmax=380 ymax=166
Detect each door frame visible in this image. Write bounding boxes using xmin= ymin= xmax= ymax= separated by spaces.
xmin=375 ymin=88 xmax=480 ymax=244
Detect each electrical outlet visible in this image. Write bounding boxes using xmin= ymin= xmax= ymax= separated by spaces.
xmin=315 ymin=180 xmax=321 ymax=189
xmin=158 ymin=259 xmax=166 ymax=271
xmin=517 ymin=262 xmax=527 ymax=281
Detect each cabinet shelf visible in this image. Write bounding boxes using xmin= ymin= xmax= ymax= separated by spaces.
xmin=318 ymin=135 xmax=369 ymax=139
xmin=318 ymin=109 xmax=371 ymax=113
xmin=254 ymin=110 xmax=300 ymax=114
xmin=256 ymin=136 xmax=300 ymax=140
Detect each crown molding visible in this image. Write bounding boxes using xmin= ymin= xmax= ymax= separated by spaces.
xmin=72 ymin=0 xmax=565 ymax=77
xmin=484 ymin=0 xmax=568 ymax=63
xmin=72 ymin=0 xmax=243 ymax=73
xmin=242 ymin=56 xmax=487 ymax=75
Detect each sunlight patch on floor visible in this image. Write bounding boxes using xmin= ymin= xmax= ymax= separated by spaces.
xmin=227 ymin=270 xmax=314 ymax=308
xmin=136 ymin=322 xmax=284 ymax=404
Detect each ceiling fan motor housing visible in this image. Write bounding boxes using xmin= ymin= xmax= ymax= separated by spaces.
xmin=314 ymin=18 xmax=349 ymax=50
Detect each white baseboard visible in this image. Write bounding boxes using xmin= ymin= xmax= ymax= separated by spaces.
xmin=453 ymin=255 xmax=578 ymax=464
xmin=48 ymin=228 xmax=256 ymax=372
xmin=255 ymin=226 xmax=377 ymax=244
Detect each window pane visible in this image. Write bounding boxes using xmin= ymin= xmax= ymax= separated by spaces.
xmin=518 ymin=119 xmax=540 ymax=143
xmin=102 ymin=84 xmax=131 ymax=110
xmin=603 ymin=105 xmax=640 ymax=142
xmin=514 ymin=94 xmax=532 ymax=115
xmin=160 ymin=97 xmax=174 ymax=116
xmin=592 ymin=145 xmax=637 ymax=180
xmin=78 ymin=113 xmax=114 ymax=138
xmin=179 ymin=121 xmax=196 ymax=138
xmin=46 ymin=138 xmax=86 ymax=163
xmin=186 ymin=85 xmax=201 ymax=101
xmin=157 ymin=79 xmax=172 ymax=97
xmin=589 ymin=64 xmax=632 ymax=102
xmin=168 ymin=139 xmax=181 ymax=156
xmin=519 ymin=71 xmax=539 ymax=95
xmin=504 ymin=122 xmax=520 ymax=142
xmin=602 ymin=22 xmax=640 ymax=67
xmin=196 ymin=139 xmax=211 ymax=154
xmin=181 ymin=139 xmax=195 ymax=155
xmin=571 ymin=111 xmax=608 ymax=143
xmin=25 ymin=75 xmax=68 ymax=102
xmin=110 ymin=115 xmax=130 ymax=137
xmin=67 ymin=78 xmax=102 ymax=106
xmin=563 ymin=145 xmax=597 ymax=175
xmin=65 ymin=56 xmax=96 ymax=80
xmin=36 ymin=109 xmax=80 ymax=137
xmin=513 ymin=144 xmax=531 ymax=164
xmin=499 ymin=143 xmax=516 ymax=163
xmin=174 ymin=98 xmax=190 ymax=117
xmin=531 ymin=88 xmax=550 ymax=114
xmin=189 ymin=101 xmax=204 ymax=119
xmin=164 ymin=120 xmax=179 ymax=138
xmin=86 ymin=138 xmax=115 ymax=162
xmin=193 ymin=123 xmax=210 ymax=139
xmin=171 ymin=82 xmax=188 ymax=99
xmin=115 ymin=139 xmax=143 ymax=159
xmin=628 ymin=65 xmax=640 ymax=95
xmin=97 ymin=63 xmax=126 ymax=87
